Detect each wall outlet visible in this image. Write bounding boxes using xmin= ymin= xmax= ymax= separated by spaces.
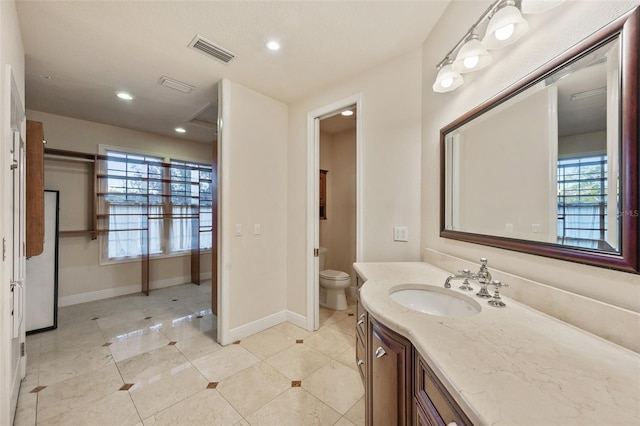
xmin=235 ymin=224 xmax=243 ymax=236
xmin=393 ymin=226 xmax=408 ymax=242
xmin=532 ymin=224 xmax=540 ymax=234
xmin=505 ymin=223 xmax=513 ymax=232
xmin=254 ymin=224 xmax=261 ymax=235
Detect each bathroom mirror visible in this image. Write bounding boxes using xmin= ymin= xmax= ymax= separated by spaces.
xmin=440 ymin=7 xmax=639 ymax=273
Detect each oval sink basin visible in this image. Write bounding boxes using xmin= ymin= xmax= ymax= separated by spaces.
xmin=390 ymin=285 xmax=481 ymax=318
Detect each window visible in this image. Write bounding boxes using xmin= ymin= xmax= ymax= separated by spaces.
xmin=557 ymin=155 xmax=608 ymax=249
xmin=99 ymin=149 xmax=213 ymax=261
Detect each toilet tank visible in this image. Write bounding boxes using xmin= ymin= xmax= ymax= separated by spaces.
xmin=318 ymin=247 xmax=327 ymax=271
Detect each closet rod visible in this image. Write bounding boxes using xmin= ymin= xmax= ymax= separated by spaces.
xmin=44 ymin=147 xmax=96 ymax=161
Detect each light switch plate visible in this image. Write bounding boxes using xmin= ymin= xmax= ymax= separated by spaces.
xmin=393 ymin=226 xmax=408 ymax=242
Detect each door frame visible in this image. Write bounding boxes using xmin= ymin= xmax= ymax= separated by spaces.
xmin=306 ymin=94 xmax=363 ymax=331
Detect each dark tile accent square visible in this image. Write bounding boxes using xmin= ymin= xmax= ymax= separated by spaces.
xmin=91 ymin=317 xmax=99 ymax=321
xmin=206 ymin=382 xmax=218 ymax=389
xmin=291 ymin=381 xmax=302 ymax=387
xmin=168 ymin=341 xmax=177 ymax=346
xmin=119 ymin=383 xmax=134 ymax=391
xmin=233 ymin=340 xmax=241 ymax=344
xmin=296 ymin=339 xmax=304 ymax=344
xmin=144 ymin=316 xmax=152 ymax=320
xmin=196 ymin=315 xmax=203 ymax=319
xmin=102 ymin=342 xmax=112 ymax=347
xmin=172 ymin=299 xmax=178 ymax=302
xmin=30 ymin=386 xmax=46 ymax=393
xmin=348 ymin=313 xmax=354 ymax=316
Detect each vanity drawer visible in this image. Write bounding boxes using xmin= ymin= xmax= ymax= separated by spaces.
xmin=356 ymin=332 xmax=366 ymax=383
xmin=414 ymin=352 xmax=471 ymax=426
xmin=356 ymin=301 xmax=367 ymax=340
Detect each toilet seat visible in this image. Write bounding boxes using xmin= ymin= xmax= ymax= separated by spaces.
xmin=320 ymin=269 xmax=350 ymax=281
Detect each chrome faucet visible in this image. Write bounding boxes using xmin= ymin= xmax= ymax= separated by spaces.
xmin=475 ymin=258 xmax=493 ymax=298
xmin=444 ymin=268 xmax=473 ymax=289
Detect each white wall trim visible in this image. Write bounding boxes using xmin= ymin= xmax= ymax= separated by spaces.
xmin=306 ymin=93 xmax=363 ymax=332
xmin=226 ymin=310 xmax=287 ymax=343
xmin=58 ymin=273 xmax=212 ymax=307
xmin=286 ymin=309 xmax=307 ymax=329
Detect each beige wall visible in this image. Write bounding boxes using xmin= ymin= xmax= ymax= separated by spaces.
xmin=219 ymin=80 xmax=288 ymax=334
xmin=287 ymin=49 xmax=423 ymax=317
xmin=559 ymin=130 xmax=607 ymax=158
xmin=421 ymin=0 xmax=640 ymax=319
xmin=319 ymin=128 xmax=357 ymax=282
xmin=26 ymin=110 xmax=213 ymax=303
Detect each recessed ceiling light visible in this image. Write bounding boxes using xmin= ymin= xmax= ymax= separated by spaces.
xmin=266 ymin=41 xmax=281 ymax=51
xmin=341 ymin=110 xmax=354 ymax=116
xmin=175 ymin=127 xmax=187 ymax=133
xmin=116 ymin=92 xmax=134 ymax=100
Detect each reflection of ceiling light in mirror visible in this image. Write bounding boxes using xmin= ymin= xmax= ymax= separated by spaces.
xmin=175 ymin=127 xmax=187 ymax=133
xmin=116 ymin=92 xmax=134 ymax=100
xmin=570 ymin=87 xmax=606 ymax=101
xmin=341 ymin=110 xmax=354 ymax=116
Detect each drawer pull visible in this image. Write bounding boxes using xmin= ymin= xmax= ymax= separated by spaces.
xmin=359 ymin=313 xmax=365 ymax=320
xmin=357 ymin=319 xmax=364 ymax=326
xmin=447 ymin=423 xmax=458 ymax=426
xmin=357 ymin=359 xmax=364 ymax=366
xmin=375 ymin=347 xmax=386 ymax=358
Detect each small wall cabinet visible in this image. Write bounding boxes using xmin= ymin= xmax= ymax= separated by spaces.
xmin=356 ymin=273 xmax=472 ymax=426
xmin=319 ymin=169 xmax=328 ymax=220
xmin=26 ymin=120 xmax=45 ymax=257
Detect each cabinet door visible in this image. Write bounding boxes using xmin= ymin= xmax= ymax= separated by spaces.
xmin=369 ymin=318 xmax=412 ymax=426
xmin=26 ymin=120 xmax=45 ymax=257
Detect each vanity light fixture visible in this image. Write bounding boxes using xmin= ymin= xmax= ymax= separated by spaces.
xmin=433 ymin=0 xmax=564 ymax=93
xmin=482 ymin=0 xmax=529 ymax=50
xmin=116 ymin=92 xmax=134 ymax=100
xmin=433 ymin=60 xmax=464 ymax=93
xmin=452 ymin=34 xmax=492 ymax=73
xmin=174 ymin=127 xmax=186 ymax=133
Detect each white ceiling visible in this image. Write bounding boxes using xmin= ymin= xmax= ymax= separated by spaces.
xmin=16 ymin=0 xmax=450 ymax=144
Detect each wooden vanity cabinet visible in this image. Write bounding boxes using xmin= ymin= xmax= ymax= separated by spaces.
xmin=26 ymin=120 xmax=45 ymax=257
xmin=368 ymin=318 xmax=412 ymax=426
xmin=355 ymin=272 xmax=471 ymax=426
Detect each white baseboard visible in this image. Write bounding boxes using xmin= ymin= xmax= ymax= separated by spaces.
xmin=224 ymin=309 xmax=309 ymax=344
xmin=58 ymin=272 xmax=212 ymax=307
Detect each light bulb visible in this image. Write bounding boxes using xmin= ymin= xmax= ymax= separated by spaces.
xmin=495 ymin=23 xmax=515 ymax=41
xmin=463 ymin=55 xmax=480 ymax=69
xmin=440 ymin=77 xmax=454 ymax=89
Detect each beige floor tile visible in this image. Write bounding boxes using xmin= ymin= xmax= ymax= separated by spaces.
xmin=240 ymin=327 xmax=296 ymax=359
xmin=344 ymin=397 xmax=365 ymax=426
xmin=264 ymin=343 xmax=330 ymax=380
xmin=233 ymin=420 xmax=250 ymax=426
xmin=302 ymin=361 xmax=364 ymax=415
xmin=128 ymin=363 xmax=209 ymax=419
xmin=175 ymin=328 xmax=222 ymax=361
xmin=96 ymin=308 xmax=147 ymax=330
xmin=319 ymin=307 xmax=351 ymax=327
xmin=116 ymin=345 xmax=190 ymax=383
xmin=217 ymin=362 xmax=290 ymax=416
xmin=271 ymin=322 xmax=314 ymax=339
xmin=327 ymin=315 xmax=356 ymax=338
xmin=333 ymin=417 xmax=357 ymax=426
xmin=305 ymin=326 xmax=355 ymax=358
xmin=37 ymin=390 xmax=140 ymax=426
xmin=157 ymin=313 xmax=215 ymax=342
xmin=13 ymin=385 xmax=37 ymax=426
xmin=38 ymin=345 xmax=115 ymax=386
xmin=334 ymin=346 xmax=357 ymax=371
xmin=99 ymin=318 xmax=162 ymax=340
xmin=107 ymin=326 xmax=170 ymax=362
xmin=36 ymin=363 xmax=124 ymax=423
xmin=142 ymin=389 xmax=242 ymax=426
xmin=244 ymin=387 xmax=341 ymax=426
xmin=192 ymin=344 xmax=259 ymax=382
xmin=39 ymin=327 xmax=107 ymax=353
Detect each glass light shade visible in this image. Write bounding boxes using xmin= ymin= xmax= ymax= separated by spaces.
xmin=432 ymin=63 xmax=464 ymax=93
xmin=521 ymin=0 xmax=565 ymax=14
xmin=482 ymin=3 xmax=529 ymax=49
xmin=452 ymin=36 xmax=492 ymax=73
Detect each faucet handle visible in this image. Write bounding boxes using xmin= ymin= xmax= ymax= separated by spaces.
xmin=480 ymin=258 xmax=488 ymax=267
xmin=457 ymin=268 xmax=471 ymax=275
xmin=487 ymin=280 xmax=508 ymax=307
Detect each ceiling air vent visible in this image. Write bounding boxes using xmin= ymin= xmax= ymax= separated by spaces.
xmin=189 ymin=35 xmax=237 ymax=64
xmin=158 ymin=76 xmax=195 ymax=93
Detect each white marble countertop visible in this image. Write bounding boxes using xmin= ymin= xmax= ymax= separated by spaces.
xmin=354 ymin=262 xmax=640 ymax=426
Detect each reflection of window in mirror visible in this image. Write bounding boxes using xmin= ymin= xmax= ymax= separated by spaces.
xmin=553 ymin=38 xmax=620 ymax=252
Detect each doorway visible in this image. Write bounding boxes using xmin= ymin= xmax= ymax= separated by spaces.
xmin=306 ymin=94 xmax=363 ymax=330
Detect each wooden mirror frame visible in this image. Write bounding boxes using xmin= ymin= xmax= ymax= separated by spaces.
xmin=440 ymin=7 xmax=639 ymax=273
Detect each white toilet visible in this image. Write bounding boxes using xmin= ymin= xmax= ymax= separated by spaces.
xmin=318 ymin=247 xmax=351 ymax=310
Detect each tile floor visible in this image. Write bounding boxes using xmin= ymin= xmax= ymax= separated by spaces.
xmin=14 ymin=281 xmax=364 ymax=426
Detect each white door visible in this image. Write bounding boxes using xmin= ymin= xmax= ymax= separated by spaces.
xmin=9 ymin=129 xmax=26 ymax=422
